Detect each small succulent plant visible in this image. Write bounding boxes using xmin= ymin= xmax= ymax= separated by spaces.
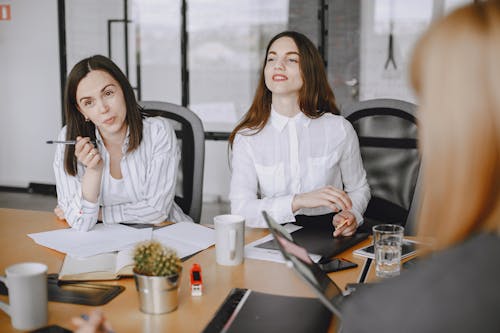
xmin=133 ymin=241 xmax=182 ymax=277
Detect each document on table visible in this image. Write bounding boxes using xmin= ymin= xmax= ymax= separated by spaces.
xmin=28 ymin=224 xmax=152 ymax=258
xmin=153 ymin=222 xmax=215 ymax=258
xmin=28 ymin=222 xmax=215 ymax=259
xmin=244 ymin=224 xmax=322 ymax=264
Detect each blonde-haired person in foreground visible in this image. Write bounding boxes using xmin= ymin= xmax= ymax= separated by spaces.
xmin=342 ymin=1 xmax=500 ymax=332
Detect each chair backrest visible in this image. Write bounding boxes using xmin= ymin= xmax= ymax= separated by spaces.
xmin=342 ymin=98 xmax=420 ymax=234
xmin=139 ymin=101 xmax=205 ymax=223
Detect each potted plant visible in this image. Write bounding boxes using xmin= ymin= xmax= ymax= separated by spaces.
xmin=133 ymin=240 xmax=182 ymax=314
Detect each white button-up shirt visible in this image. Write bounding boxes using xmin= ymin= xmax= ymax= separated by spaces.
xmin=230 ymin=109 xmax=370 ymax=228
xmin=54 ymin=117 xmax=192 ymax=231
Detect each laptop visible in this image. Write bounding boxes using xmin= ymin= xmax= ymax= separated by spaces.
xmin=261 ymin=211 xmax=348 ymax=318
xmin=202 ymin=212 xmax=361 ymax=333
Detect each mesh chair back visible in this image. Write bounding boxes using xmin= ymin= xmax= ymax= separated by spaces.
xmin=139 ymin=101 xmax=205 ymax=223
xmin=342 ymin=99 xmax=420 ymax=234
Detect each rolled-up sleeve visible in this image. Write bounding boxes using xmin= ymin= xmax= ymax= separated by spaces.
xmin=53 ymin=128 xmax=99 ymax=232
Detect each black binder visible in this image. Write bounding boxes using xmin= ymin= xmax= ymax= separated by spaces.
xmin=202 ymin=288 xmax=332 ymax=333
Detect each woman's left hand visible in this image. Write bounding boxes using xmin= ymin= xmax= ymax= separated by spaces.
xmin=54 ymin=206 xmax=65 ymax=220
xmin=332 ymin=211 xmax=357 ymax=237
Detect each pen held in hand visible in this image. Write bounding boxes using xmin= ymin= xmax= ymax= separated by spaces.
xmin=80 ymin=314 xmax=115 ymax=333
xmin=46 ymin=140 xmax=98 ymax=146
xmin=335 ymin=218 xmax=350 ymax=231
xmin=333 ymin=218 xmax=350 ymax=237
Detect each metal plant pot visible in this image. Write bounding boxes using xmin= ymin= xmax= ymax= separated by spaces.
xmin=134 ymin=271 xmax=181 ymax=314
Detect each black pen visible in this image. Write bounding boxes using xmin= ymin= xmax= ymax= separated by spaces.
xmin=46 ymin=140 xmax=98 ymax=145
xmin=80 ymin=314 xmax=115 ymax=333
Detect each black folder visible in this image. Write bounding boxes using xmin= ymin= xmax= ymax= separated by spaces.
xmin=256 ymin=218 xmax=369 ymax=258
xmin=202 ymin=288 xmax=332 ymax=333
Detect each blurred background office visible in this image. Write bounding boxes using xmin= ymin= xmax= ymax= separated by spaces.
xmin=0 ymin=0 xmax=471 ymax=224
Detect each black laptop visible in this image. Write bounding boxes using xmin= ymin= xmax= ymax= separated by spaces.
xmin=202 ymin=212 xmax=362 ymax=333
xmin=261 ymin=211 xmax=349 ymax=318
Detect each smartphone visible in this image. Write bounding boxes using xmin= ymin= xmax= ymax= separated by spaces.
xmin=318 ymin=257 xmax=358 ymax=273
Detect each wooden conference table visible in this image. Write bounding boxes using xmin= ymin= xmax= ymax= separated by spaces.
xmin=0 ymin=208 xmax=381 ymax=332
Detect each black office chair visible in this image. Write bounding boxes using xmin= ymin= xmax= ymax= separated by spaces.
xmin=139 ymin=101 xmax=205 ymax=223
xmin=342 ymin=99 xmax=420 ymax=235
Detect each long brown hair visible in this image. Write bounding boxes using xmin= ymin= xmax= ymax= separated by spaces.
xmin=63 ymin=55 xmax=143 ymax=176
xmin=411 ymin=1 xmax=500 ymax=250
xmin=228 ymin=31 xmax=339 ymax=146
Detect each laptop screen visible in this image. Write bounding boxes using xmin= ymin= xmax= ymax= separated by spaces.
xmin=262 ymin=211 xmax=344 ymax=318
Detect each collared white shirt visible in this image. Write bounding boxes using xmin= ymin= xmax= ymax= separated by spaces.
xmin=54 ymin=117 xmax=192 ymax=231
xmin=230 ymin=108 xmax=370 ymax=228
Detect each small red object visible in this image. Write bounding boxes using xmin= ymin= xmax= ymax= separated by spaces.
xmin=190 ymin=263 xmax=203 ymax=296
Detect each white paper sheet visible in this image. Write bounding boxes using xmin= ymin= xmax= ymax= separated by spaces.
xmin=28 ymin=224 xmax=152 ymax=258
xmin=28 ymin=222 xmax=215 ymax=260
xmin=244 ymin=224 xmax=321 ymax=263
xmin=153 ymin=222 xmax=215 ymax=257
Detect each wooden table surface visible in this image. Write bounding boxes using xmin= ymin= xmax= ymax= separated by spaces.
xmin=0 ymin=208 xmax=379 ymax=332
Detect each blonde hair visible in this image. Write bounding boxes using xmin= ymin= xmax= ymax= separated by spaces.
xmin=411 ymin=1 xmax=500 ymax=250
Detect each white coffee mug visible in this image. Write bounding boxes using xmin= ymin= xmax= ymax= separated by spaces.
xmin=214 ymin=214 xmax=245 ymax=266
xmin=0 ymin=262 xmax=48 ymax=330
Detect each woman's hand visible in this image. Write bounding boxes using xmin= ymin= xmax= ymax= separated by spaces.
xmin=76 ymin=136 xmax=104 ymax=203
xmin=292 ymin=186 xmax=352 ymax=213
xmin=75 ymin=136 xmax=102 ymax=170
xmin=332 ymin=211 xmax=357 ymax=237
xmin=72 ymin=309 xmax=113 ymax=333
xmin=54 ymin=206 xmax=65 ymax=220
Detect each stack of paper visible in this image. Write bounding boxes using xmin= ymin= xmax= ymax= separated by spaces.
xmin=29 ymin=222 xmax=216 ymax=281
xmin=28 ymin=224 xmax=152 ymax=258
xmin=28 ymin=222 xmax=215 ymax=258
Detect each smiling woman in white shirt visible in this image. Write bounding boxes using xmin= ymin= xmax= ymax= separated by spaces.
xmin=53 ymin=55 xmax=191 ymax=231
xmin=228 ymin=31 xmax=370 ymax=234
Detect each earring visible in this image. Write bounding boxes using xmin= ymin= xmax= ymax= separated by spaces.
xmin=85 ymin=117 xmax=90 ymax=122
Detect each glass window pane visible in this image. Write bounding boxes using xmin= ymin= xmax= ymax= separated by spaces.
xmin=359 ymin=0 xmax=434 ymax=103
xmin=65 ymin=0 xmax=181 ymax=104
xmin=134 ymin=0 xmax=182 ymax=103
xmin=187 ymin=0 xmax=289 ymax=131
xmin=65 ymin=0 xmax=124 ymax=70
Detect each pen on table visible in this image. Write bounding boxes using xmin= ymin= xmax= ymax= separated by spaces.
xmin=80 ymin=314 xmax=115 ymax=333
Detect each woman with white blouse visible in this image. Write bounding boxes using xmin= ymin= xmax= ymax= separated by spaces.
xmin=53 ymin=55 xmax=191 ymax=231
xmin=228 ymin=31 xmax=370 ymax=235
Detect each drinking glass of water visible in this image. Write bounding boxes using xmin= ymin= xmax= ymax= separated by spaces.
xmin=372 ymin=224 xmax=404 ymax=278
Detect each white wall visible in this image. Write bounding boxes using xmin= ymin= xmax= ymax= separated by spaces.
xmin=0 ymin=0 xmax=61 ymax=187
xmin=204 ymin=140 xmax=231 ymax=202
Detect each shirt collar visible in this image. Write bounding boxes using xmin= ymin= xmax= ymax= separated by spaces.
xmin=94 ymin=126 xmax=130 ymax=153
xmin=270 ymin=106 xmax=312 ymax=132
xmin=294 ymin=111 xmax=312 ymax=128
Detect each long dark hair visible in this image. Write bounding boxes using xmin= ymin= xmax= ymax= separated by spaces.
xmin=63 ymin=55 xmax=143 ymax=175
xmin=228 ymin=31 xmax=339 ymax=146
